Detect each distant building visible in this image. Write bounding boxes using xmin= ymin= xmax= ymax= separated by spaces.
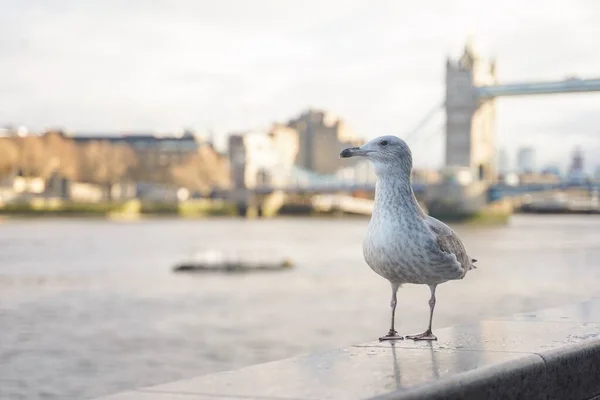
xmin=497 ymin=148 xmax=510 ymax=176
xmin=69 ymin=131 xmax=201 ymax=169
xmin=541 ymin=165 xmax=562 ymax=178
xmin=412 ymin=168 xmax=442 ymax=185
xmin=268 ymin=123 xmax=300 ymax=175
xmin=228 ymin=124 xmax=300 ymax=191
xmin=0 ymin=125 xmax=29 ymax=137
xmin=517 ymin=147 xmax=535 ymax=174
xmin=518 ymin=172 xmax=560 ymax=185
xmin=287 ymin=109 xmax=364 ymax=175
xmin=336 ymin=159 xmax=376 ymax=185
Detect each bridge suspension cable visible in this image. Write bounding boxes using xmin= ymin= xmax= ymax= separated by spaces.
xmin=401 ymin=100 xmax=445 ymax=144
xmin=409 ymin=120 xmax=444 ymax=147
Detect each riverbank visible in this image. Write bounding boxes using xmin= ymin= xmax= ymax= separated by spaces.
xmin=0 ymin=199 xmax=237 ymax=219
xmin=1 ymin=197 xmax=597 ymax=223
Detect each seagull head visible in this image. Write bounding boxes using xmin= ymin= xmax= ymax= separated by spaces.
xmin=340 ymin=135 xmax=413 ymax=176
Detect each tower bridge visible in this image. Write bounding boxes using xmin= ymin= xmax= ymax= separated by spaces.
xmin=444 ymin=39 xmax=600 ymax=183
xmin=229 ymin=39 xmax=600 ymax=217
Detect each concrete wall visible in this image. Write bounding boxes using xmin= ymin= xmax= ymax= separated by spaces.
xmin=12 ymin=176 xmax=46 ymax=194
xmin=69 ymin=182 xmax=104 ymax=202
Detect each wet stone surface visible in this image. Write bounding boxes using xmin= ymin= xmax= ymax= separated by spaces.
xmin=96 ymin=299 xmax=600 ymax=400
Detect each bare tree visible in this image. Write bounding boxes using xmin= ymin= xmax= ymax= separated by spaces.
xmin=77 ymin=141 xmax=138 ymax=197
xmin=169 ymin=144 xmax=230 ymax=193
xmin=0 ymin=138 xmax=19 ymax=178
xmin=105 ymin=143 xmax=138 ymax=185
xmin=13 ymin=136 xmax=48 ymax=177
xmin=130 ymin=158 xmax=171 ymax=185
xmin=41 ymin=131 xmax=79 ymax=180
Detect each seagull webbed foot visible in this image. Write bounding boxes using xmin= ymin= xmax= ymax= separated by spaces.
xmin=406 ymin=330 xmax=437 ymax=341
xmin=379 ymin=329 xmax=404 ymax=341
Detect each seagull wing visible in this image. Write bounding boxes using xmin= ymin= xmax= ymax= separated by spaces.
xmin=424 ymin=215 xmax=476 ymax=275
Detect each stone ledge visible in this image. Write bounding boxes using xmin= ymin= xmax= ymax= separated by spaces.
xmin=371 ymin=354 xmax=547 ymax=400
xmin=96 ymin=299 xmax=600 ymax=400
xmin=372 ymin=339 xmax=600 ymax=400
xmin=537 ymin=339 xmax=600 ymax=400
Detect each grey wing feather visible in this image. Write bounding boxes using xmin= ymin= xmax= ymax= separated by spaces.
xmin=425 ymin=215 xmax=476 ymax=274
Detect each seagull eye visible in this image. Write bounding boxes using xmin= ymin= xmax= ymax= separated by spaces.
xmin=380 ymin=140 xmax=388 ymax=146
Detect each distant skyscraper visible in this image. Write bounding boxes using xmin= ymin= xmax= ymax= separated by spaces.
xmin=567 ymin=147 xmax=587 ymax=183
xmin=517 ymin=147 xmax=535 ymax=174
xmin=569 ymin=147 xmax=584 ymax=174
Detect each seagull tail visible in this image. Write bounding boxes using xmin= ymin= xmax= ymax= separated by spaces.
xmin=471 ymin=258 xmax=478 ymax=269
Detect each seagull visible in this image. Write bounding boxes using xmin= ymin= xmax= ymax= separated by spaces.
xmin=340 ymin=135 xmax=477 ymax=341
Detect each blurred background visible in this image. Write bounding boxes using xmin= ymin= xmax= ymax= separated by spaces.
xmin=1 ymin=1 xmax=600 ymax=399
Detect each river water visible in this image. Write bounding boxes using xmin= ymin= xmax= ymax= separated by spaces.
xmin=1 ymin=215 xmax=599 ymax=400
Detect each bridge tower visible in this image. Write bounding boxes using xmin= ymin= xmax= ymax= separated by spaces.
xmin=445 ymin=38 xmax=497 ymax=183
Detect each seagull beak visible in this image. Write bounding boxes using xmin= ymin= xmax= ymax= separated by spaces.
xmin=340 ymin=146 xmax=372 ymax=158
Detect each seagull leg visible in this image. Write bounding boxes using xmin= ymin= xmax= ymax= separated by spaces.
xmin=406 ymin=284 xmax=438 ymax=341
xmin=379 ymin=282 xmax=404 ymax=341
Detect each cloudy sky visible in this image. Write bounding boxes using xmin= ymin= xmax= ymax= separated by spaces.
xmin=1 ymin=0 xmax=599 ymax=171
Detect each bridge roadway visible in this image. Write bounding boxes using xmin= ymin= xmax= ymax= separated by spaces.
xmin=477 ymin=77 xmax=600 ymax=98
xmin=252 ymin=181 xmax=599 ymax=199
xmin=253 ymin=183 xmax=422 ymax=195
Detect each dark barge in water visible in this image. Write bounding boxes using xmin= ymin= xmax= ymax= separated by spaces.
xmin=172 ymin=249 xmax=294 ymax=273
